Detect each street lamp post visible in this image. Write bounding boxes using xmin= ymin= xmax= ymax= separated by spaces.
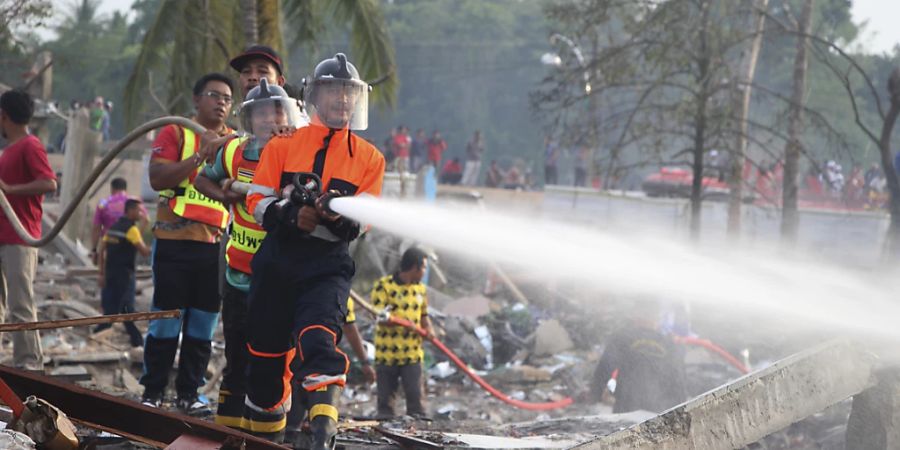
xmin=543 ymin=33 xmax=591 ymax=94
xmin=542 ymin=33 xmax=599 ymax=189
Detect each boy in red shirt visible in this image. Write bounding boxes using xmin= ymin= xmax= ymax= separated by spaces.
xmin=0 ymin=89 xmax=58 ymax=371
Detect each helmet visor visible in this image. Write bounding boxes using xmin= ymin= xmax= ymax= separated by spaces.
xmin=307 ymin=79 xmax=369 ymax=130
xmin=239 ymin=97 xmax=306 ymax=143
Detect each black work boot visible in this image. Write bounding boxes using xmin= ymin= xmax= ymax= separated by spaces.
xmin=243 ymin=400 xmax=287 ymax=444
xmin=285 ymin=387 xmax=310 ymax=448
xmin=306 ymin=385 xmax=341 ymax=450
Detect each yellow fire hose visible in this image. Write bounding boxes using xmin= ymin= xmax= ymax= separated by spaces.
xmin=0 ymin=117 xmax=206 ymax=247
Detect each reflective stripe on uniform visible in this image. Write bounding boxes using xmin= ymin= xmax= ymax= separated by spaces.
xmin=243 ymin=415 xmax=286 ymax=433
xmin=222 ymin=136 xmax=248 ymax=180
xmin=253 ymin=197 xmax=278 ymax=225
xmin=309 ymin=404 xmax=338 ymax=421
xmin=247 ymin=184 xmax=277 ymax=197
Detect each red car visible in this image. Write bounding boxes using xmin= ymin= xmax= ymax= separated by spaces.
xmin=642 ymin=167 xmax=731 ymax=200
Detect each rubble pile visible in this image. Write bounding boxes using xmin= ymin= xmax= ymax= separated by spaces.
xmin=0 ymin=232 xmax=857 ymax=449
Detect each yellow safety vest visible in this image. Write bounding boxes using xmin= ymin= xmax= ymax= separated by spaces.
xmin=158 ymin=127 xmax=230 ymax=229
xmin=223 ymin=136 xmax=266 ymax=274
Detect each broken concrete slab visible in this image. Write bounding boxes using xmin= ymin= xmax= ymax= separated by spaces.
xmin=442 ymin=295 xmax=492 ymax=318
xmin=846 ymin=367 xmax=900 ymax=450
xmin=114 ymin=367 xmax=142 ymax=395
xmin=532 ymin=320 xmax=573 ymax=356
xmin=47 ymin=365 xmax=92 ymax=382
xmin=52 ymin=351 xmax=126 ymax=365
xmin=571 ymin=340 xmax=877 ymax=450
xmin=486 ymin=365 xmax=553 ymax=384
xmin=444 ymin=432 xmax=578 ymax=450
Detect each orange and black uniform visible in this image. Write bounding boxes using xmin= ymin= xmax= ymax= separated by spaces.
xmin=244 ymin=125 xmax=384 ymax=431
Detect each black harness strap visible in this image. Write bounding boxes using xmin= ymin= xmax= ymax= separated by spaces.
xmin=313 ymin=128 xmax=337 ymax=178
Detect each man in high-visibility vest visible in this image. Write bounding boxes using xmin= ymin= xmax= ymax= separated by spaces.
xmin=196 ymin=78 xmax=305 ymax=434
xmin=244 ymin=53 xmax=384 ymax=448
xmin=191 ymin=44 xmax=291 ymax=430
xmin=141 ymin=73 xmax=237 ymax=415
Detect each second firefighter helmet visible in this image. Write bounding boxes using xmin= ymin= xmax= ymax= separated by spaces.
xmin=304 ymin=53 xmax=370 ymax=130
xmin=238 ymin=78 xmax=305 ymax=141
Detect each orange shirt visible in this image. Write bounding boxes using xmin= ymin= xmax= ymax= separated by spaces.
xmin=248 ymin=126 xmax=385 ymax=218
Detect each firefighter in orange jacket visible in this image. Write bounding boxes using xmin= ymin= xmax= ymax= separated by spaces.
xmin=244 ymin=53 xmax=384 ymax=448
xmin=195 ymin=78 xmax=305 ymax=434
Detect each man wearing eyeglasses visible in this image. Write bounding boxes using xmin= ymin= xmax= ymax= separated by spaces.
xmin=140 ymin=72 xmax=237 ymax=416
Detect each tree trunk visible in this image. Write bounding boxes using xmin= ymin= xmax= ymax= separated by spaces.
xmin=880 ymin=69 xmax=900 ymax=260
xmin=691 ymin=96 xmax=708 ymax=241
xmin=727 ymin=0 xmax=769 ymax=238
xmin=257 ymin=0 xmax=283 ymax=57
xmin=690 ymin=2 xmax=712 ymax=241
xmin=780 ymin=0 xmax=813 ymax=244
xmin=240 ymin=0 xmax=258 ymax=45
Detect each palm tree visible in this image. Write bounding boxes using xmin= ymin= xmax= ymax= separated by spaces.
xmin=123 ymin=0 xmax=396 ymax=128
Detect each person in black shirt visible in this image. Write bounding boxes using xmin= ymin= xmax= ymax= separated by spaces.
xmin=591 ymin=299 xmax=687 ymax=413
xmin=96 ymin=199 xmax=151 ymax=347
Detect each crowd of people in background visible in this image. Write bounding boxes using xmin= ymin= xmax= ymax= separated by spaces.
xmin=381 ymin=126 xmax=541 ymax=190
xmin=381 ymin=125 xmax=448 ymax=175
xmin=751 ymin=158 xmax=888 ymax=210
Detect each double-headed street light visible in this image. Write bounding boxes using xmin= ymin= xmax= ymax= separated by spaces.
xmin=542 ymin=33 xmax=591 ymax=94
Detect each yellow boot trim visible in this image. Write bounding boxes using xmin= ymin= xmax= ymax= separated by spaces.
xmin=244 ymin=416 xmax=287 ymax=433
xmin=215 ymin=415 xmax=246 ymax=429
xmin=310 ymin=404 xmax=339 ymax=421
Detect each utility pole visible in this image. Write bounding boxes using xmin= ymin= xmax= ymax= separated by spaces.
xmin=61 ymin=108 xmax=102 ymax=245
xmin=727 ymin=0 xmax=769 ymax=238
xmin=781 ymin=0 xmax=814 ymax=244
xmin=25 ymin=51 xmax=53 ymax=146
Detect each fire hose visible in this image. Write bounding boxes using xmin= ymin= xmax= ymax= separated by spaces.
xmin=0 ymin=116 xmax=206 ymax=247
xmin=674 ymin=335 xmax=750 ymax=374
xmin=2 ymin=119 xmax=745 ymax=410
xmin=348 ymin=290 xmax=574 ymax=411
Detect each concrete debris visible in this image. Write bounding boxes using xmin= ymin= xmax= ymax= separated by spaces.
xmin=0 ymin=225 xmax=871 ymax=449
xmin=47 ymin=366 xmax=91 ymax=383
xmin=114 ymin=368 xmax=142 ymax=395
xmin=438 ymin=316 xmax=490 ymax=370
xmin=442 ymin=295 xmax=492 ymax=318
xmin=573 ymin=340 xmax=876 ymax=450
xmin=443 ymin=432 xmax=578 ymax=449
xmin=0 ymin=429 xmax=36 ymax=450
xmin=532 ymin=319 xmax=573 ymax=356
xmin=428 ymin=361 xmax=456 ymax=379
xmin=52 ymin=351 xmax=126 ymax=365
xmin=846 ymin=368 xmax=900 ymax=450
xmin=486 ymin=365 xmax=553 ymax=384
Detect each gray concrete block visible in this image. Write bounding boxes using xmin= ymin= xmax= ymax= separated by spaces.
xmin=570 ymin=340 xmax=876 ymax=450
xmin=846 ymin=368 xmax=900 ymax=450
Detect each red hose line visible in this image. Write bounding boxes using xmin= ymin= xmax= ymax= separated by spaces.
xmin=387 ymin=317 xmax=573 ymax=411
xmin=674 ymin=335 xmax=750 ymax=374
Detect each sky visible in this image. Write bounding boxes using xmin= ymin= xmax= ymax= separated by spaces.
xmin=63 ymin=0 xmax=900 ymax=56
xmin=850 ymin=0 xmax=900 ymax=54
